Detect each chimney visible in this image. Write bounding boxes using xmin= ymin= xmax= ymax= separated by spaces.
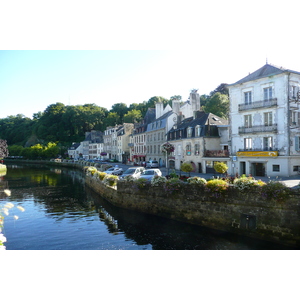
xmin=155 ymin=102 xmax=164 ymax=119
xmin=172 ymin=99 xmax=180 ymax=115
xmin=190 ymin=89 xmax=201 ymax=112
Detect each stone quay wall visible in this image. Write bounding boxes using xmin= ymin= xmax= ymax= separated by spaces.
xmin=86 ymin=176 xmax=300 ymax=247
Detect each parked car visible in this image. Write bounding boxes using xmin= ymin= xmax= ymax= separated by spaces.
xmin=104 ymin=167 xmax=123 ymax=175
xmin=119 ymin=167 xmax=145 ymax=179
xmin=146 ymin=160 xmax=159 ymax=168
xmin=139 ymin=169 xmax=162 ymax=181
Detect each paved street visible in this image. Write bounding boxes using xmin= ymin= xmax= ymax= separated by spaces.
xmin=106 ymin=162 xmax=300 ymax=189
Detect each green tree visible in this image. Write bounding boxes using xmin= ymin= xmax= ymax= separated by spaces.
xmin=123 ymin=109 xmax=142 ymax=123
xmin=214 ymin=162 xmax=228 ymax=174
xmin=180 ymin=162 xmax=193 ymax=176
xmin=110 ymin=103 xmax=129 ymax=124
xmin=203 ymin=92 xmax=229 ymax=119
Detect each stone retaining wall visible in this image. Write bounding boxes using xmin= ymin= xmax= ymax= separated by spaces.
xmin=86 ymin=176 xmax=300 ymax=247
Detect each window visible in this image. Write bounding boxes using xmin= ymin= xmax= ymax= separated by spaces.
xmin=263 ymin=137 xmax=273 ymax=150
xmin=291 ymin=85 xmax=298 ymax=99
xmin=264 ymin=112 xmax=272 ymax=126
xmin=272 ymin=165 xmax=280 ymax=172
xmin=196 ymin=125 xmax=201 ymax=137
xmin=186 ymin=144 xmax=191 ymax=156
xmin=290 ymin=111 xmax=300 ymax=125
xmin=264 ymin=87 xmax=273 ymax=100
xmin=178 ymin=145 xmax=181 ymax=156
xmin=195 ymin=144 xmax=200 ymax=155
xmin=187 ymin=127 xmax=192 ymax=138
xmin=244 ymin=138 xmax=252 ymax=150
xmin=244 ymin=91 xmax=252 ymax=105
xmin=244 ymin=115 xmax=252 ymax=128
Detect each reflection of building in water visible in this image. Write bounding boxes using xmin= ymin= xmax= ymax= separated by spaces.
xmin=98 ymin=207 xmax=119 ymax=234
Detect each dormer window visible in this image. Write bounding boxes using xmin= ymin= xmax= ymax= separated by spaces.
xmin=187 ymin=127 xmax=192 ymax=138
xmin=196 ymin=125 xmax=201 ymax=137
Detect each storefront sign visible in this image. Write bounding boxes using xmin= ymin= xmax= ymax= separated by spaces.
xmin=237 ymin=151 xmax=278 ymax=157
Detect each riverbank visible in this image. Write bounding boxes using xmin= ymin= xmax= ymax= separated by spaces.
xmin=4 ymin=159 xmax=300 ymax=247
xmin=85 ymin=172 xmax=300 ymax=248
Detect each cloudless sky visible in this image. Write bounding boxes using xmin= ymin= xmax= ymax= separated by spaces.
xmin=1 ymin=0 xmax=300 ymax=120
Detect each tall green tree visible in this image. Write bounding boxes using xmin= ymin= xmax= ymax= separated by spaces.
xmin=123 ymin=109 xmax=142 ymax=123
xmin=110 ymin=103 xmax=129 ymax=124
xmin=203 ymin=92 xmax=229 ymax=119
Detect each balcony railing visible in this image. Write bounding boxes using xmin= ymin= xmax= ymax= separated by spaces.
xmin=238 ymin=124 xmax=277 ymax=134
xmin=238 ymin=98 xmax=277 ymax=111
xmin=204 ymin=150 xmax=229 ymax=157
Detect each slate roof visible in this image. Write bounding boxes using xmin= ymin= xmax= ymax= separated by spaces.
xmin=168 ymin=111 xmax=228 ymax=139
xmin=228 ymin=63 xmax=300 ymax=86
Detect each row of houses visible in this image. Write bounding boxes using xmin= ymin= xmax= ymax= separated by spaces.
xmin=68 ymin=63 xmax=300 ymax=177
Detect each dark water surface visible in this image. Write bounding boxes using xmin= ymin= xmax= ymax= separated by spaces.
xmin=0 ymin=163 xmax=296 ymax=250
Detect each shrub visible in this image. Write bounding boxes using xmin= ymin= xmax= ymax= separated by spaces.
xmin=121 ymin=175 xmax=135 ymax=182
xmin=84 ymin=166 xmax=97 ymax=176
xmin=103 ymin=174 xmax=118 ymax=187
xmin=151 ymin=175 xmax=167 ymax=186
xmin=205 ymin=179 xmax=229 ymax=198
xmin=133 ymin=178 xmax=150 ymax=190
xmin=214 ymin=162 xmax=228 ymax=174
xmin=180 ymin=162 xmax=193 ymax=176
xmin=164 ymin=178 xmax=185 ymax=195
xmin=187 ymin=176 xmax=207 ymax=186
xmin=261 ymin=180 xmax=290 ymax=202
xmin=233 ymin=176 xmax=266 ymax=192
xmin=169 ymin=169 xmax=179 ymax=179
xmin=94 ymin=171 xmax=106 ymax=181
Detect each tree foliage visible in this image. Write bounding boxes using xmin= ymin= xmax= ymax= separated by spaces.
xmin=203 ymin=92 xmax=229 ymax=119
xmin=0 ymin=83 xmax=229 ymax=152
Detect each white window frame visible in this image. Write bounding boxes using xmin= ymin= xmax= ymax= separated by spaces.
xmin=244 ymin=138 xmax=252 ymax=150
xmin=244 ymin=91 xmax=252 ymax=105
xmin=244 ymin=114 xmax=252 ymax=128
xmin=264 ymin=112 xmax=273 ymax=126
xmin=263 ymin=136 xmax=273 ymax=150
xmin=264 ymin=87 xmax=273 ymax=100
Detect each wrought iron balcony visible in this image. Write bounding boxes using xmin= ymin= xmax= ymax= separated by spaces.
xmin=238 ymin=124 xmax=277 ymax=134
xmin=204 ymin=150 xmax=229 ymax=157
xmin=238 ymin=98 xmax=277 ymax=111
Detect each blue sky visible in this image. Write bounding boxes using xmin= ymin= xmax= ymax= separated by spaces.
xmin=1 ymin=1 xmax=300 ymax=119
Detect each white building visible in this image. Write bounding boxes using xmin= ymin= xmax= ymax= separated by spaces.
xmin=228 ymin=63 xmax=300 ymax=177
xmin=167 ymin=111 xmax=229 ymax=172
xmin=146 ymin=90 xmax=202 ymax=167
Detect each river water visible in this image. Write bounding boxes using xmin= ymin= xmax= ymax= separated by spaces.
xmin=0 ymin=163 xmax=296 ymax=250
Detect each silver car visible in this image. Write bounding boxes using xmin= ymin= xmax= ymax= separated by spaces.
xmin=119 ymin=167 xmax=145 ymax=179
xmin=146 ymin=160 xmax=159 ymax=168
xmin=139 ymin=169 xmax=162 ymax=181
xmin=104 ymin=167 xmax=123 ymax=175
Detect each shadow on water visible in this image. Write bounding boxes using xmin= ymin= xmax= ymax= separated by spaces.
xmin=86 ymin=188 xmax=297 ymax=250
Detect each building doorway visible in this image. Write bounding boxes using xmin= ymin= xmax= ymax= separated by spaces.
xmin=252 ymin=163 xmax=265 ymax=177
xmin=198 ymin=163 xmax=202 ymax=173
xmin=240 ymin=161 xmax=246 ymax=175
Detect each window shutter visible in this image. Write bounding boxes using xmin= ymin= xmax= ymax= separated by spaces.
xmin=295 ymin=137 xmax=300 ymax=151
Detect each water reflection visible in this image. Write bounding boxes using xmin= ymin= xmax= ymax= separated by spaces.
xmin=2 ymin=163 xmax=298 ymax=250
